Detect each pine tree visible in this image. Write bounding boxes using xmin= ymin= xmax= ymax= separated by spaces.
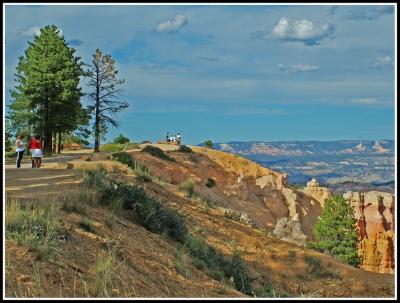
xmin=85 ymin=49 xmax=129 ymax=152
xmin=310 ymin=195 xmax=361 ymax=267
xmin=9 ymin=25 xmax=84 ymax=153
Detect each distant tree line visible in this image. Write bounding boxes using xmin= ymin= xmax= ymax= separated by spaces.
xmin=7 ymin=25 xmax=128 ymax=153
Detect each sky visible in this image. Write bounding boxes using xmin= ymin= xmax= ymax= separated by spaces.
xmin=4 ymin=4 xmax=396 ymax=145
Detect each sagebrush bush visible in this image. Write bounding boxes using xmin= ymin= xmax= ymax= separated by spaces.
xmin=303 ymin=255 xmax=337 ymax=278
xmin=123 ymin=142 xmax=140 ymax=150
xmin=82 ymin=168 xmax=109 ymax=188
xmin=101 ymin=182 xmax=187 ymax=242
xmin=179 ymin=179 xmax=194 ymax=197
xmin=183 ymin=234 xmax=254 ymax=295
xmin=178 ymin=145 xmax=193 ymax=153
xmin=142 ymin=145 xmax=176 ymax=162
xmin=110 ymin=152 xmax=134 ymax=168
xmin=79 ymin=217 xmax=95 ymax=233
xmin=205 ymin=177 xmax=216 ymax=188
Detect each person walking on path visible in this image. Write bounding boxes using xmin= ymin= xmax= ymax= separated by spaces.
xmin=30 ymin=135 xmax=43 ymax=168
xmin=15 ymin=134 xmax=25 ymax=168
xmin=28 ymin=135 xmax=36 ymax=168
xmin=176 ymin=133 xmax=182 ymax=145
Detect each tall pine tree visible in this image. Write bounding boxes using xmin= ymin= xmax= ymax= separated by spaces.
xmin=85 ymin=49 xmax=128 ymax=152
xmin=9 ymin=25 xmax=84 ymax=153
xmin=310 ymin=195 xmax=361 ymax=267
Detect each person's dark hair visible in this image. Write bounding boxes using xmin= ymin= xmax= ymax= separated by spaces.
xmin=35 ymin=134 xmax=41 ymax=140
xmin=17 ymin=133 xmax=24 ymax=139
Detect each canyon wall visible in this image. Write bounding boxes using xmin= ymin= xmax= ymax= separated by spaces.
xmin=343 ymin=191 xmax=395 ymax=274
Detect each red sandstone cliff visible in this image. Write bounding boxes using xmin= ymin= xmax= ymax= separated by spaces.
xmin=343 ymin=191 xmax=395 ymax=274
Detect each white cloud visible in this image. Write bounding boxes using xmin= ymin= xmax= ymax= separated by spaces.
xmin=269 ymin=17 xmax=334 ymax=46
xmin=18 ymin=26 xmax=63 ymax=37
xmin=18 ymin=26 xmax=41 ymax=37
xmin=372 ymin=56 xmax=393 ymax=68
xmin=155 ymin=14 xmax=188 ymax=33
xmin=277 ymin=63 xmax=319 ymax=73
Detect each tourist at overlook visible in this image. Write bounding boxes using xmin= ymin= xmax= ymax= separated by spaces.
xmin=15 ymin=134 xmax=25 ymax=168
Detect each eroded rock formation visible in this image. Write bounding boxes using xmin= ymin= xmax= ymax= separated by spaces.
xmin=272 ymin=217 xmax=307 ymax=246
xmin=301 ymin=178 xmax=332 ymax=207
xmin=343 ymin=191 xmax=395 ymax=274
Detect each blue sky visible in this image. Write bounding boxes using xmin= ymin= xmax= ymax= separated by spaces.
xmin=4 ymin=4 xmax=396 ymax=144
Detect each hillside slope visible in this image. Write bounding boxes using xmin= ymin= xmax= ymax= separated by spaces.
xmin=4 ymin=147 xmax=395 ymax=298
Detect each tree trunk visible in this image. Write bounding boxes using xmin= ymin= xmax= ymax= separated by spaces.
xmin=57 ymin=131 xmax=62 ymax=154
xmin=52 ymin=130 xmax=57 ymax=153
xmin=44 ymin=128 xmax=52 ymax=154
xmin=94 ymin=66 xmax=100 ymax=153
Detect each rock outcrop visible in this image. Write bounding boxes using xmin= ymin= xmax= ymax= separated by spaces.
xmin=272 ymin=217 xmax=307 ymax=246
xmin=343 ymin=191 xmax=395 ymax=274
xmin=301 ymin=178 xmax=331 ymax=207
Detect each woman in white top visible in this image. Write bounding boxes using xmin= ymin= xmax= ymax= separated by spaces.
xmin=15 ymin=134 xmax=25 ymax=168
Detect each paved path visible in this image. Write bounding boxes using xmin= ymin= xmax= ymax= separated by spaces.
xmin=5 ymin=152 xmax=90 ymax=169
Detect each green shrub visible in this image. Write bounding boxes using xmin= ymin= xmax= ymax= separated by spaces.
xmin=205 ymin=177 xmax=216 ymax=188
xmin=303 ymin=255 xmax=337 ymax=278
xmin=204 ymin=140 xmax=213 ymax=149
xmin=82 ymin=168 xmax=109 ymax=188
xmin=223 ymin=250 xmax=254 ymax=295
xmin=113 ymin=134 xmax=130 ymax=144
xmin=100 ymin=143 xmax=125 ymax=152
xmin=79 ymin=217 xmax=95 ymax=233
xmin=179 ymin=179 xmax=194 ymax=197
xmin=62 ymin=196 xmax=87 ymax=214
xmin=178 ymin=145 xmax=193 ymax=153
xmin=142 ymin=145 xmax=176 ymax=162
xmin=123 ymin=142 xmax=140 ymax=150
xmin=183 ymin=234 xmax=254 ymax=295
xmin=254 ymin=281 xmax=276 ymax=298
xmin=101 ymin=182 xmax=187 ymax=243
xmin=5 ymin=199 xmax=65 ymax=258
xmin=141 ymin=140 xmax=152 ymax=144
xmin=175 ymin=246 xmax=191 ymax=277
xmin=5 ymin=151 xmax=17 ymax=159
xmin=110 ymin=152 xmax=134 ymax=168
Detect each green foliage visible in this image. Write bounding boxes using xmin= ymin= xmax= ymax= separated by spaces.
xmin=123 ymin=142 xmax=140 ymax=150
xmin=178 ymin=145 xmax=193 ymax=153
xmin=205 ymin=177 xmax=216 ymax=188
xmin=254 ymin=281 xmax=277 ymax=298
xmin=184 ymin=235 xmax=254 ymax=295
xmin=309 ymin=195 xmax=361 ymax=267
xmin=100 ymin=143 xmax=125 ymax=152
xmin=79 ymin=217 xmax=95 ymax=233
xmin=113 ymin=134 xmax=130 ymax=144
xmin=110 ymin=151 xmax=134 ymax=168
xmin=82 ymin=168 xmax=109 ymax=188
xmin=174 ymin=246 xmax=191 ymax=277
xmin=101 ymin=182 xmax=187 ymax=243
xmin=140 ymin=140 xmax=152 ymax=144
xmin=204 ymin=139 xmax=213 ymax=149
xmin=142 ymin=145 xmax=176 ymax=162
xmin=179 ymin=179 xmax=195 ymax=197
xmin=9 ymin=25 xmax=85 ymax=152
xmin=303 ymin=255 xmax=339 ymax=279
xmin=5 ymin=199 xmax=65 ymax=259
